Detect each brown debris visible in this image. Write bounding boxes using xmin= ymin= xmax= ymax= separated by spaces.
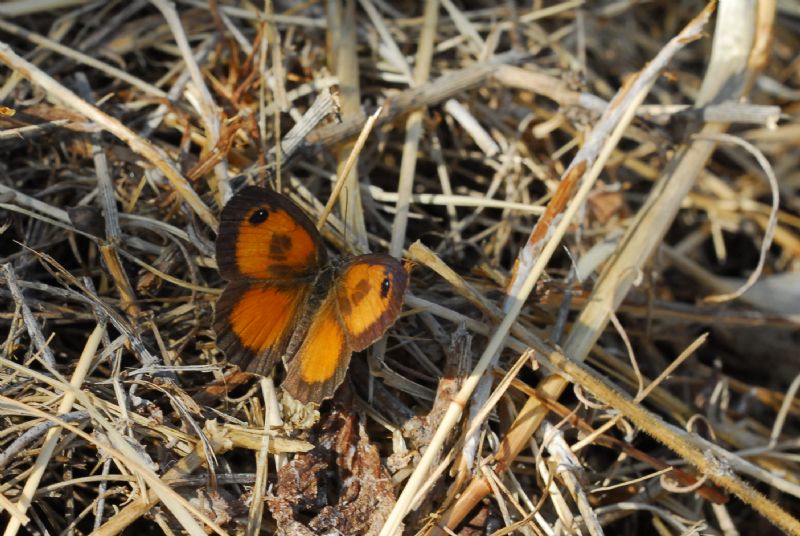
xmin=268 ymin=408 xmax=397 ymax=536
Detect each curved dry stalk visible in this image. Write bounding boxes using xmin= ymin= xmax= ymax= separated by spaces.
xmin=692 ymin=132 xmax=780 ymax=304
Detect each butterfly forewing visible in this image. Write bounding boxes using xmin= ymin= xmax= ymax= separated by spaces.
xmin=216 ymin=186 xmax=327 ymax=281
xmin=335 ymin=254 xmax=409 ymax=350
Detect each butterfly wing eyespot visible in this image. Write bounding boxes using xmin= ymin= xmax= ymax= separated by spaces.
xmin=215 ymin=186 xmax=327 ymax=281
xmin=335 ymin=254 xmax=409 ymax=350
xmin=380 ymin=277 xmax=391 ymax=298
xmin=248 ymin=208 xmax=269 ymax=224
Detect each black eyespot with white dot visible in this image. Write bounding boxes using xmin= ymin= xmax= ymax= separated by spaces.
xmin=249 ymin=208 xmax=269 ymax=224
xmin=381 ymin=277 xmax=391 ymax=298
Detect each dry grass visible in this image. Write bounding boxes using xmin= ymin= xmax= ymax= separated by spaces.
xmin=0 ymin=1 xmax=799 ymax=535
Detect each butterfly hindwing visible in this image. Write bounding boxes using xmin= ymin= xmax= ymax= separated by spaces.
xmin=216 ymin=186 xmax=327 ymax=281
xmin=281 ymin=295 xmax=350 ymax=403
xmin=214 ymin=280 xmax=310 ymax=376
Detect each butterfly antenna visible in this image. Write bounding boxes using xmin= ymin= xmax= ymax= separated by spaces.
xmin=342 ymin=186 xmax=350 ymax=247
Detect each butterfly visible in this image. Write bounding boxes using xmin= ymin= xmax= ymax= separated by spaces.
xmin=213 ymin=186 xmax=409 ymax=404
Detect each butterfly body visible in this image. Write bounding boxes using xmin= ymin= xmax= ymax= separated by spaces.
xmin=213 ymin=186 xmax=408 ymax=403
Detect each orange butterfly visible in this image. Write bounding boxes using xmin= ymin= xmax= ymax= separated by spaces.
xmin=213 ymin=186 xmax=408 ymax=404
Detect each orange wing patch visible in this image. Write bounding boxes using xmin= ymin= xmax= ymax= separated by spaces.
xmin=282 ymin=298 xmax=349 ymax=404
xmin=214 ymin=281 xmax=308 ymax=376
xmin=336 ymin=254 xmax=409 ymax=350
xmin=296 ymin=312 xmax=344 ymax=384
xmin=216 ymin=186 xmax=326 ymax=281
xmin=234 ymin=206 xmax=317 ymax=280
xmin=229 ymin=285 xmax=300 ymax=351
